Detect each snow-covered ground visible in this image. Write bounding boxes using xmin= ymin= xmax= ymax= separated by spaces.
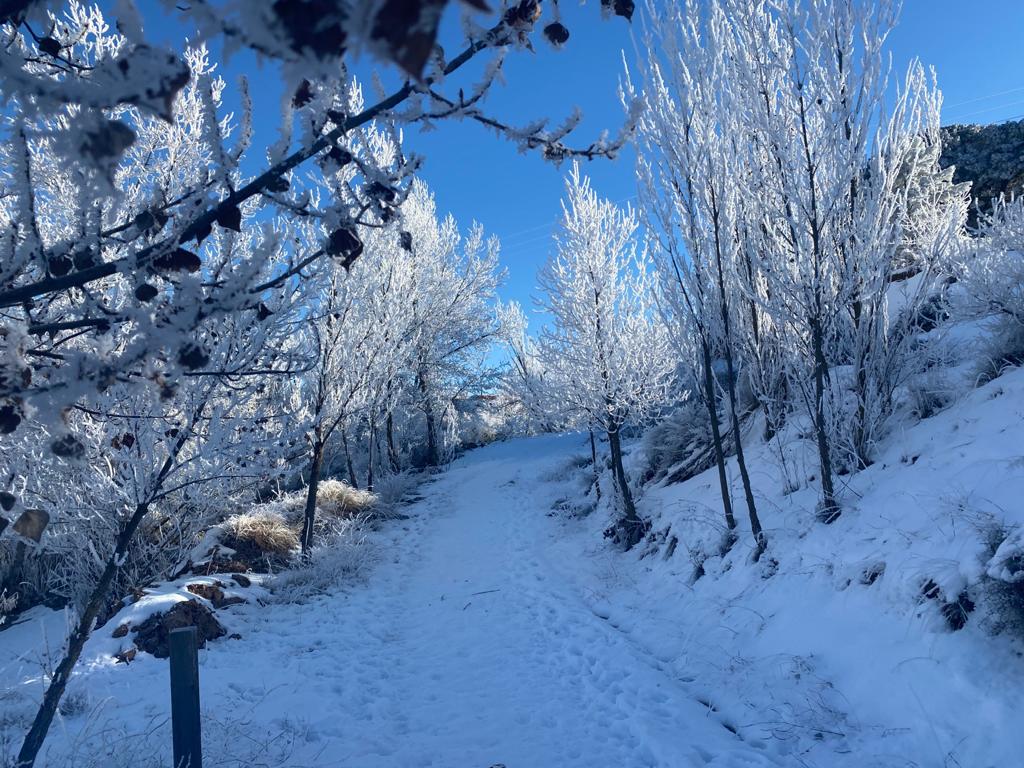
xmin=3 ymin=366 xmax=1024 ymax=766
xmin=2 ymin=435 xmax=781 ymax=767
xmin=546 ymin=369 xmax=1024 ymax=767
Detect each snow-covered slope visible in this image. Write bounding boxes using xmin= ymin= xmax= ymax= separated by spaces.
xmin=3 ymin=368 xmax=1024 ymax=766
xmin=547 ymin=366 xmax=1024 ymax=768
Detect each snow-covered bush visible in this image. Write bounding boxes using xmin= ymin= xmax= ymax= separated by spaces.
xmin=314 ymin=481 xmax=377 ymax=519
xmin=642 ymin=401 xmax=714 ymax=484
xmin=271 ymin=526 xmax=373 ymax=602
xmin=979 ymin=524 xmax=1024 ymax=636
xmin=373 ymin=472 xmax=421 ymax=512
xmin=973 ymin=321 xmax=1024 ymax=385
xmin=957 ymin=197 xmax=1024 ymax=384
xmin=266 ymin=480 xmax=377 ymax=523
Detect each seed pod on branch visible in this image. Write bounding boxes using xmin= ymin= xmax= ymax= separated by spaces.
xmin=327 ymin=226 xmax=363 ymax=271
xmin=51 ymin=434 xmax=85 ymax=460
xmin=216 ymin=204 xmax=243 ymax=232
xmin=543 ymin=22 xmax=570 ymax=46
xmin=177 ymin=343 xmax=210 ymax=370
xmin=151 ymin=248 xmax=201 ymax=274
xmin=134 ymin=283 xmax=159 ymax=302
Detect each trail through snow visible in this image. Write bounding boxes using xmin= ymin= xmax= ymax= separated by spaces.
xmin=318 ymin=434 xmax=777 ymax=768
xmin=3 ymin=435 xmax=786 ymax=766
xmin=205 ymin=434 xmax=782 ymax=768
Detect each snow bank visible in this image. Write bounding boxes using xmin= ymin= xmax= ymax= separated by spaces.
xmin=544 ymin=365 xmax=1024 ymax=766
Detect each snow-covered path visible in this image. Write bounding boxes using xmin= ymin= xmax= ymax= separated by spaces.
xmin=3 ymin=434 xmax=785 ymax=767
xmin=289 ymin=434 xmax=781 ymax=768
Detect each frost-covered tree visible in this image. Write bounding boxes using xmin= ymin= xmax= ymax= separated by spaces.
xmin=402 ymin=182 xmax=503 ymax=467
xmin=0 ymin=1 xmax=639 ymax=447
xmin=537 ymin=165 xmax=675 ymax=548
xmin=10 ymin=231 xmax=305 ymax=766
xmin=292 ymin=228 xmax=417 ymax=552
xmin=729 ymin=0 xmax=969 ymax=512
xmin=496 ymin=301 xmax=553 ymax=432
xmin=632 ymin=0 xmax=766 ymax=557
xmin=633 ymin=0 xmax=965 ymax=523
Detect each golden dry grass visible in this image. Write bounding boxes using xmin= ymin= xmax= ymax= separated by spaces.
xmin=315 ymin=480 xmax=377 ymax=518
xmin=222 ymin=510 xmax=299 ymax=556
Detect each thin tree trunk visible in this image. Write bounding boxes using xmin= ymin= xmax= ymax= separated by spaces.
xmin=423 ymin=407 xmax=438 ymax=467
xmin=811 ymin=318 xmax=840 ymax=522
xmin=300 ymin=440 xmax=324 ymax=553
xmin=702 ymin=340 xmax=737 ymax=535
xmin=16 ymin=501 xmax=152 ymax=767
xmin=851 ymin=299 xmax=874 ymax=470
xmin=589 ymin=427 xmax=601 ymax=502
xmin=386 ymin=411 xmax=399 ymax=472
xmin=341 ymin=429 xmax=358 ymax=489
xmin=607 ymin=427 xmax=644 ymax=548
xmin=418 ymin=373 xmax=438 ymax=467
xmin=721 ymin=348 xmax=766 ymax=560
xmin=708 ymin=184 xmax=766 ymax=559
xmin=366 ymin=421 xmax=376 ymax=492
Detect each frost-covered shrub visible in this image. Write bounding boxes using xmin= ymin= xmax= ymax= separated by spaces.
xmin=373 ymin=471 xmax=420 ymax=512
xmin=960 ymin=197 xmax=1024 ymax=320
xmin=314 ymin=480 xmax=377 ymax=518
xmin=3 ymin=501 xmax=211 ymax=615
xmin=541 ymin=452 xmax=594 ymax=484
xmin=958 ymin=197 xmax=1024 ymax=385
xmin=973 ymin=320 xmax=1024 ymax=385
xmin=643 ymin=402 xmax=714 ymax=484
xmin=271 ymin=526 xmax=373 ymax=602
xmin=0 ymin=590 xmax=17 ymax=625
xmin=979 ymin=524 xmax=1024 ymax=636
xmin=906 ymin=370 xmax=955 ymax=420
xmin=263 ymin=480 xmax=377 ymax=524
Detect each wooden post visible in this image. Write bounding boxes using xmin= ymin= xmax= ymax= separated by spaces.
xmin=168 ymin=627 xmax=203 ymax=768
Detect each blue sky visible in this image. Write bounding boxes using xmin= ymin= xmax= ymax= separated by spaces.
xmin=135 ymin=1 xmax=1024 ymax=314
xmin=403 ymin=0 xmax=1024 ymax=313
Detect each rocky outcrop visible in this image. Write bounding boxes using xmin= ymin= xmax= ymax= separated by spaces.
xmin=940 ymin=120 xmax=1024 ymax=225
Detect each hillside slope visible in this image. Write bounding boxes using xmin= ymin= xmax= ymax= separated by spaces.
xmin=549 ymin=365 xmax=1024 ymax=767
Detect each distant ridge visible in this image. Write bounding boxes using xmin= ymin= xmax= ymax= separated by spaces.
xmin=941 ymin=119 xmax=1024 ymax=225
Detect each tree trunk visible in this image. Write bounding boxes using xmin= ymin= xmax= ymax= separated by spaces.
xmin=721 ymin=345 xmax=767 ymax=560
xmin=418 ymin=373 xmax=438 ymax=467
xmin=300 ymin=440 xmax=324 ymax=553
xmin=366 ymin=421 xmax=376 ymax=492
xmin=16 ymin=501 xmax=152 ymax=768
xmin=702 ymin=340 xmax=737 ymax=536
xmin=589 ymin=427 xmax=601 ymax=502
xmin=386 ymin=411 xmax=399 ymax=473
xmin=811 ymin=318 xmax=840 ymax=522
xmin=341 ymin=429 xmax=358 ymax=489
xmin=423 ymin=407 xmax=438 ymax=467
xmin=708 ymin=185 xmax=766 ymax=559
xmin=607 ymin=427 xmax=645 ymax=548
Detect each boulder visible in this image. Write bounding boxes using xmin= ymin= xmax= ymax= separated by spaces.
xmin=186 ymin=581 xmax=246 ymax=609
xmin=132 ymin=599 xmax=225 ymax=658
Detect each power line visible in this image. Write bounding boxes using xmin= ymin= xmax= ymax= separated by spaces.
xmin=944 ymin=84 xmax=1024 ymax=110
xmin=944 ymin=97 xmax=1024 ymax=122
xmin=496 ymin=193 xmax=638 ymax=252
